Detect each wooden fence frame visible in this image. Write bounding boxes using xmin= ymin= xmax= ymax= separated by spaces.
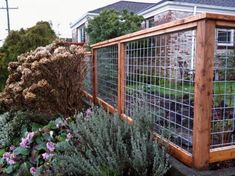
xmin=82 ymin=13 xmax=235 ymax=170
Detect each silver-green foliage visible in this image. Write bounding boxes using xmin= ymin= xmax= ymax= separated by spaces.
xmin=0 ymin=111 xmax=29 ymax=148
xmin=54 ymin=107 xmax=169 ymax=176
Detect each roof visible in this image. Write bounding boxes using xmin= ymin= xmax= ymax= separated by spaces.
xmin=72 ymin=0 xmax=235 ymax=28
xmin=156 ymin=0 xmax=235 ymax=8
xmin=88 ymin=1 xmax=156 ymax=14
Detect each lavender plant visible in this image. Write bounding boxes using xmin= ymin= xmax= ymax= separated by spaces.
xmin=53 ymin=107 xmax=170 ymax=176
xmin=0 ymin=111 xmax=30 ymax=148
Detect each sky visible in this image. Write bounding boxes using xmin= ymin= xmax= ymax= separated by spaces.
xmin=0 ymin=0 xmax=157 ymax=45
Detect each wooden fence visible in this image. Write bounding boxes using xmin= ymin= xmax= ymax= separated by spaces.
xmin=83 ymin=13 xmax=235 ymax=170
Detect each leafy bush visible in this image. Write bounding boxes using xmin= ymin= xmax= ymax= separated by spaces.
xmin=0 ymin=41 xmax=86 ymax=118
xmin=53 ymin=107 xmax=170 ymax=176
xmin=0 ymin=111 xmax=30 ymax=148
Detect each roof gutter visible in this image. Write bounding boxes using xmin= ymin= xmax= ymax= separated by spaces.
xmin=70 ymin=12 xmax=98 ymax=28
xmin=138 ymin=1 xmax=235 ymax=18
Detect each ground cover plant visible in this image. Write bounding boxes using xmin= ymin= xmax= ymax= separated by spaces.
xmin=0 ymin=112 xmax=74 ymax=175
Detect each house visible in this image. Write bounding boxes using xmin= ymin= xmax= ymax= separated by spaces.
xmin=71 ymin=1 xmax=155 ymax=43
xmin=140 ymin=0 xmax=235 ymax=48
xmin=71 ymin=0 xmax=235 ymax=46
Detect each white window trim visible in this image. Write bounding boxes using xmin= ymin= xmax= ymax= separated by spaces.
xmin=145 ymin=17 xmax=155 ymax=28
xmin=217 ymin=29 xmax=234 ymax=47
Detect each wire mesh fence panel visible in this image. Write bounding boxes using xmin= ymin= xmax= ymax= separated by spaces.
xmin=84 ymin=54 xmax=93 ymax=95
xmin=124 ymin=29 xmax=196 ymax=153
xmin=211 ymin=28 xmax=235 ymax=148
xmin=96 ymin=45 xmax=118 ymax=108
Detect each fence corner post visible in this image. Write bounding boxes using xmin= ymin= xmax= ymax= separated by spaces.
xmin=192 ymin=19 xmax=215 ymax=170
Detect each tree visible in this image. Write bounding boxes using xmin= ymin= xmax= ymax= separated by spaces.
xmin=0 ymin=21 xmax=56 ymax=91
xmin=86 ymin=10 xmax=144 ymax=44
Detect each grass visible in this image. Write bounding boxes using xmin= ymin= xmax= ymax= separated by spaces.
xmin=213 ymin=82 xmax=235 ymax=95
xmin=126 ymin=81 xmax=235 ymax=100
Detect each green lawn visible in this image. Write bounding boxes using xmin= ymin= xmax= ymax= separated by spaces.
xmin=126 ymin=81 xmax=235 ymax=100
xmin=213 ymin=82 xmax=235 ymax=95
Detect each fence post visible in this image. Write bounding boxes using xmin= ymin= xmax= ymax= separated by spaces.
xmin=192 ymin=19 xmax=215 ymax=169
xmin=118 ymin=43 xmax=125 ymax=115
xmin=92 ymin=48 xmax=97 ymax=104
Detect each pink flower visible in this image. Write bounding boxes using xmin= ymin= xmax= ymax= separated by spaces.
xmin=30 ymin=167 xmax=37 ymax=175
xmin=46 ymin=142 xmax=55 ymax=152
xmin=3 ymin=152 xmax=11 ymax=160
xmin=20 ymin=138 xmax=29 ymax=148
xmin=10 ymin=145 xmax=16 ymax=151
xmin=20 ymin=132 xmax=35 ymax=148
xmin=3 ymin=152 xmax=16 ymax=165
xmin=8 ymin=159 xmax=16 ymax=165
xmin=42 ymin=152 xmax=50 ymax=160
xmin=42 ymin=152 xmax=54 ymax=160
xmin=85 ymin=108 xmax=92 ymax=117
xmin=26 ymin=132 xmax=35 ymax=141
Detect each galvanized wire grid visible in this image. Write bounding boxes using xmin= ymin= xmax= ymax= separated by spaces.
xmin=124 ymin=30 xmax=196 ymax=152
xmin=96 ymin=45 xmax=118 ymax=108
xmin=211 ymin=28 xmax=235 ymax=148
xmin=84 ymin=54 xmax=93 ymax=95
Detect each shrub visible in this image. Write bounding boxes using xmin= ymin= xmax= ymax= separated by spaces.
xmin=0 ymin=41 xmax=86 ymax=118
xmin=53 ymin=107 xmax=170 ymax=176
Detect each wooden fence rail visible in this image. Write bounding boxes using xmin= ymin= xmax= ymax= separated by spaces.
xmin=83 ymin=13 xmax=235 ymax=170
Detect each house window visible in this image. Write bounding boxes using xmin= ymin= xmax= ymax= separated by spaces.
xmin=145 ymin=17 xmax=155 ymax=28
xmin=148 ymin=17 xmax=155 ymax=28
xmin=80 ymin=27 xmax=86 ymax=43
xmin=217 ymin=29 xmax=234 ymax=46
xmin=72 ymin=29 xmax=78 ymax=42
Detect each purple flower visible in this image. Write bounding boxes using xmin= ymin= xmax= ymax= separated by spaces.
xmin=10 ymin=145 xmax=16 ymax=151
xmin=42 ymin=152 xmax=50 ymax=160
xmin=2 ymin=152 xmax=16 ymax=165
xmin=8 ymin=159 xmax=16 ymax=165
xmin=85 ymin=108 xmax=92 ymax=117
xmin=3 ymin=152 xmax=11 ymax=160
xmin=20 ymin=132 xmax=35 ymax=148
xmin=20 ymin=138 xmax=29 ymax=148
xmin=30 ymin=167 xmax=37 ymax=175
xmin=42 ymin=152 xmax=53 ymax=160
xmin=26 ymin=132 xmax=35 ymax=141
xmin=46 ymin=142 xmax=55 ymax=152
